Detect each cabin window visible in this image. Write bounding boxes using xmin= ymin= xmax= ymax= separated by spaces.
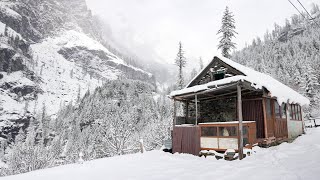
xmin=266 ymin=99 xmax=272 ymax=119
xmin=281 ymin=103 xmax=286 ymax=118
xmin=289 ymin=104 xmax=293 ymax=119
xmin=299 ymin=105 xmax=302 ymax=120
xmin=289 ymin=104 xmax=302 ymax=121
xmin=243 ymin=126 xmax=248 ymax=135
xmin=219 ymin=127 xmax=237 ymax=136
xmin=297 ymin=106 xmax=301 ymax=120
xmin=214 ymin=71 xmax=225 ymax=80
xmin=274 ymin=101 xmax=281 ymax=118
xmin=243 ymin=126 xmax=249 ymax=146
xmin=243 ymin=137 xmax=249 ymax=146
xmin=201 ymin=127 xmax=217 ymax=136
xmin=295 ymin=105 xmax=301 ymax=121
xmin=295 ymin=105 xmax=298 ymax=120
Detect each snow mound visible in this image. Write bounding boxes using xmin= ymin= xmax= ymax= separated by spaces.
xmin=2 ymin=128 xmax=320 ymax=180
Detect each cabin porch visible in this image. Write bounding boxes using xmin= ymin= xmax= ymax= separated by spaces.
xmin=171 ymin=81 xmax=294 ymax=156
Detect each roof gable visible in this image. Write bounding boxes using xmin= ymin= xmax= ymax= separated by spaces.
xmin=186 ymin=56 xmax=245 ymax=88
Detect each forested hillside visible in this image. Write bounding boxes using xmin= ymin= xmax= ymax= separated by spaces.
xmin=233 ymin=3 xmax=320 ymax=117
xmin=0 ymin=0 xmax=164 ymax=175
xmin=1 ymin=79 xmax=172 ymax=176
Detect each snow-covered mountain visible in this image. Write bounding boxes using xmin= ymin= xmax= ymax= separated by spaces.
xmin=0 ymin=0 xmax=154 ymax=140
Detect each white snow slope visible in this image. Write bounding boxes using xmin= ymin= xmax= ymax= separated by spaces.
xmin=3 ymin=128 xmax=320 ymax=180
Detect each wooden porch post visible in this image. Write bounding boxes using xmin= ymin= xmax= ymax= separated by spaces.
xmin=237 ymin=84 xmax=244 ymax=160
xmin=195 ymin=94 xmax=198 ymax=125
xmin=262 ymin=98 xmax=268 ymax=138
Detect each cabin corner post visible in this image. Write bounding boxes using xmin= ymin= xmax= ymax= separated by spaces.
xmin=237 ymin=84 xmax=244 ymax=160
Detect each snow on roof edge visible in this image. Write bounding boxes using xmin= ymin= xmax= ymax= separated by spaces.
xmin=172 ymin=55 xmax=310 ymax=106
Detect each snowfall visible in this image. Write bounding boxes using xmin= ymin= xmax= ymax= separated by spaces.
xmin=2 ymin=128 xmax=320 ymax=180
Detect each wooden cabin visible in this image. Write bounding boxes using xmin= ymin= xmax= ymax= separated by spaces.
xmin=169 ymin=56 xmax=310 ymax=156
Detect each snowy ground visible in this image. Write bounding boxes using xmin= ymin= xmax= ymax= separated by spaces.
xmin=3 ymin=128 xmax=320 ymax=180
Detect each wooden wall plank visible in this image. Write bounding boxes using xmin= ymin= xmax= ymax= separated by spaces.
xmin=172 ymin=126 xmax=200 ymax=155
xmin=242 ymin=99 xmax=265 ymax=138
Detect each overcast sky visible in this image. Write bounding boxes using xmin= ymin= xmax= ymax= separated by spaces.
xmin=86 ymin=0 xmax=320 ymax=66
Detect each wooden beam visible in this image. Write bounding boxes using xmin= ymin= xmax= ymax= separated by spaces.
xmin=237 ymin=84 xmax=244 ymax=160
xmin=192 ymin=89 xmax=253 ymax=102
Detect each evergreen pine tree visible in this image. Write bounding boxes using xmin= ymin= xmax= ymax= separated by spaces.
xmin=174 ymin=41 xmax=187 ymax=89
xmin=217 ymin=6 xmax=238 ymax=58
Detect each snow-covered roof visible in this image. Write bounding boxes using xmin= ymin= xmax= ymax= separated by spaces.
xmin=170 ymin=56 xmax=310 ymax=106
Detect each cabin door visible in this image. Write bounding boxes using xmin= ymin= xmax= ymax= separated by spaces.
xmin=265 ymin=98 xmax=275 ymax=137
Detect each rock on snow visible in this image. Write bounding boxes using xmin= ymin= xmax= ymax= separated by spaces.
xmin=3 ymin=128 xmax=320 ymax=180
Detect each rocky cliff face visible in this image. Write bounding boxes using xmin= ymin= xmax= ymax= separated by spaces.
xmin=0 ymin=0 xmax=154 ymax=141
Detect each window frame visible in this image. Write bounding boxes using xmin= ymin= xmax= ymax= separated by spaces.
xmin=281 ymin=103 xmax=287 ymax=119
xmin=266 ymin=98 xmax=272 ymax=119
xmin=274 ymin=101 xmax=281 ymax=119
xmin=290 ymin=104 xmax=302 ymax=121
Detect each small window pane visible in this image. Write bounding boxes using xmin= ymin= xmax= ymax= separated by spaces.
xmin=295 ymin=105 xmax=299 ymax=120
xmin=274 ymin=101 xmax=281 ymax=118
xmin=296 ymin=105 xmax=301 ymax=121
xmin=289 ymin=105 xmax=293 ymax=119
xmin=242 ymin=126 xmax=248 ymax=137
xmin=243 ymin=138 xmax=249 ymax=146
xmin=266 ymin=99 xmax=272 ymax=119
xmin=294 ymin=105 xmax=298 ymax=120
xmin=201 ymin=127 xmax=217 ymax=136
xmin=281 ymin=104 xmax=286 ymax=118
xmin=219 ymin=127 xmax=237 ymax=136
